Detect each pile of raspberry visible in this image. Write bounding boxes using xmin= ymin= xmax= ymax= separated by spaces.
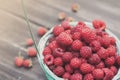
xmin=43 ymin=20 xmax=120 ymax=80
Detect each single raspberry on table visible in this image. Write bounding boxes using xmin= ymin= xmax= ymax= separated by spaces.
xmin=28 ymin=47 xmax=37 ymax=57
xmin=62 ymin=52 xmax=73 ymax=63
xmin=110 ymin=66 xmax=118 ymax=75
xmin=71 ymin=40 xmax=82 ymax=51
xmin=80 ymin=63 xmax=92 ymax=74
xmin=48 ymin=41 xmax=59 ymax=51
xmin=96 ymin=61 xmax=105 ymax=69
xmin=90 ymin=40 xmax=101 ymax=52
xmin=53 ymin=48 xmax=64 ymax=57
xmin=44 ymin=54 xmax=54 ymax=66
xmin=70 ymin=58 xmax=81 ymax=69
xmin=105 ymin=56 xmax=115 ymax=66
xmin=26 ymin=38 xmax=33 ymax=46
xmin=65 ymin=64 xmax=73 ymax=74
xmin=15 ymin=54 xmax=24 ymax=67
xmin=53 ymin=25 xmax=64 ymax=36
xmin=23 ymin=59 xmax=32 ymax=68
xmin=62 ymin=72 xmax=71 ymax=79
xmin=83 ymin=73 xmax=94 ymax=80
xmin=92 ymin=69 xmax=104 ymax=79
xmin=53 ymin=66 xmax=65 ymax=77
xmin=58 ymin=12 xmax=66 ymax=21
xmin=61 ymin=20 xmax=71 ymax=30
xmin=70 ymin=73 xmax=82 ymax=80
xmin=43 ymin=46 xmax=52 ymax=56
xmin=80 ymin=46 xmax=92 ymax=58
xmin=107 ymin=45 xmax=116 ymax=57
xmin=37 ymin=27 xmax=47 ymax=36
xmin=116 ymin=56 xmax=120 ymax=66
xmin=72 ymin=32 xmax=81 ymax=40
xmin=54 ymin=57 xmax=63 ymax=66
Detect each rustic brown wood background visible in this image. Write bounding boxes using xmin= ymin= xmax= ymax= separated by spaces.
xmin=0 ymin=0 xmax=120 ymax=80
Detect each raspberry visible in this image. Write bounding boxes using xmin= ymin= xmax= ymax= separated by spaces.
xmin=62 ymin=52 xmax=73 ymax=63
xmin=58 ymin=12 xmax=66 ymax=21
xmin=92 ymin=19 xmax=106 ymax=30
xmin=83 ymin=73 xmax=94 ymax=80
xmin=64 ymin=30 xmax=71 ymax=34
xmin=97 ymin=47 xmax=109 ymax=59
xmin=80 ymin=63 xmax=92 ymax=74
xmin=43 ymin=47 xmax=52 ymax=56
xmin=110 ymin=66 xmax=118 ymax=75
xmin=53 ymin=48 xmax=64 ymax=57
xmin=95 ymin=29 xmax=108 ymax=37
xmin=62 ymin=72 xmax=71 ymax=79
xmin=70 ymin=73 xmax=82 ymax=80
xmin=71 ymin=3 xmax=79 ymax=12
xmin=92 ymin=69 xmax=104 ymax=79
xmin=105 ymin=56 xmax=115 ymax=66
xmin=15 ymin=55 xmax=23 ymax=67
xmin=54 ymin=57 xmax=63 ymax=66
xmin=53 ymin=25 xmax=64 ymax=36
xmin=53 ymin=66 xmax=65 ymax=77
xmin=26 ymin=38 xmax=33 ymax=46
xmin=37 ymin=27 xmax=47 ymax=36
xmin=23 ymin=59 xmax=32 ymax=68
xmin=101 ymin=36 xmax=111 ymax=48
xmin=48 ymin=41 xmax=59 ymax=50
xmin=71 ymin=40 xmax=82 ymax=51
xmin=90 ymin=40 xmax=101 ymax=52
xmin=96 ymin=61 xmax=105 ymax=69
xmin=44 ymin=54 xmax=54 ymax=66
xmin=70 ymin=58 xmax=81 ymax=69
xmin=79 ymin=58 xmax=87 ymax=64
xmin=80 ymin=46 xmax=92 ymax=58
xmin=56 ymin=32 xmax=73 ymax=46
xmin=72 ymin=52 xmax=80 ymax=58
xmin=116 ymin=56 xmax=120 ymax=66
xmin=107 ymin=45 xmax=116 ymax=57
xmin=110 ymin=37 xmax=116 ymax=45
xmin=88 ymin=54 xmax=101 ymax=65
xmin=28 ymin=47 xmax=37 ymax=57
xmin=65 ymin=64 xmax=73 ymax=74
xmin=72 ymin=32 xmax=81 ymax=40
xmin=61 ymin=21 xmax=71 ymax=30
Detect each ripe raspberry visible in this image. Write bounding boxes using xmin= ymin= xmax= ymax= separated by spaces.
xmin=54 ymin=57 xmax=63 ymax=66
xmin=53 ymin=66 xmax=65 ymax=77
xmin=101 ymin=36 xmax=111 ymax=48
xmin=71 ymin=3 xmax=79 ymax=12
xmin=70 ymin=58 xmax=81 ymax=69
xmin=80 ymin=46 xmax=92 ymax=58
xmin=92 ymin=69 xmax=104 ymax=79
xmin=37 ymin=27 xmax=47 ymax=36
xmin=53 ymin=48 xmax=64 ymax=57
xmin=56 ymin=32 xmax=73 ymax=46
xmin=58 ymin=12 xmax=66 ymax=21
xmin=80 ymin=63 xmax=92 ymax=74
xmin=26 ymin=38 xmax=33 ymax=46
xmin=15 ymin=55 xmax=24 ymax=67
xmin=95 ymin=29 xmax=108 ymax=37
xmin=44 ymin=54 xmax=54 ymax=66
xmin=105 ymin=56 xmax=115 ymax=66
xmin=71 ymin=40 xmax=82 ymax=51
xmin=23 ymin=59 xmax=32 ymax=68
xmin=79 ymin=58 xmax=87 ymax=64
xmin=96 ymin=61 xmax=105 ymax=69
xmin=65 ymin=64 xmax=73 ymax=74
xmin=72 ymin=32 xmax=81 ymax=40
xmin=48 ymin=41 xmax=59 ymax=50
xmin=83 ymin=73 xmax=94 ymax=80
xmin=107 ymin=45 xmax=116 ymax=57
xmin=92 ymin=19 xmax=106 ymax=30
xmin=116 ymin=56 xmax=120 ymax=66
xmin=61 ymin=20 xmax=71 ymax=30
xmin=110 ymin=66 xmax=118 ymax=75
xmin=43 ymin=47 xmax=52 ymax=56
xmin=62 ymin=72 xmax=71 ymax=79
xmin=90 ymin=40 xmax=101 ymax=52
xmin=72 ymin=52 xmax=80 ymax=58
xmin=53 ymin=25 xmax=64 ymax=36
xmin=62 ymin=52 xmax=73 ymax=63
xmin=109 ymin=37 xmax=116 ymax=45
xmin=88 ymin=54 xmax=101 ymax=65
xmin=28 ymin=47 xmax=37 ymax=57
xmin=97 ymin=47 xmax=109 ymax=59
xmin=70 ymin=73 xmax=82 ymax=80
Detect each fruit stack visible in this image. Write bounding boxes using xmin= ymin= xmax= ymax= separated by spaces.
xmin=39 ymin=20 xmax=120 ymax=80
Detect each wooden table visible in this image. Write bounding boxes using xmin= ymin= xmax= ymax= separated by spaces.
xmin=0 ymin=0 xmax=120 ymax=80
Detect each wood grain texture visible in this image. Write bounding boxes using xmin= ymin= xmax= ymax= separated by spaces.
xmin=0 ymin=0 xmax=120 ymax=80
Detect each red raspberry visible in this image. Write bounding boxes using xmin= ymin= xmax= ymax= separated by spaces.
xmin=44 ymin=54 xmax=54 ymax=66
xmin=53 ymin=66 xmax=65 ymax=77
xmin=71 ymin=40 xmax=82 ymax=51
xmin=70 ymin=73 xmax=82 ymax=80
xmin=101 ymin=36 xmax=111 ymax=48
xmin=97 ymin=47 xmax=109 ymax=59
xmin=72 ymin=32 xmax=81 ymax=40
xmin=95 ymin=29 xmax=108 ymax=37
xmin=70 ymin=58 xmax=81 ymax=69
xmin=109 ymin=37 xmax=116 ymax=45
xmin=62 ymin=72 xmax=71 ymax=79
xmin=53 ymin=48 xmax=64 ymax=57
xmin=92 ymin=19 xmax=106 ymax=30
xmin=72 ymin=52 xmax=80 ymax=58
xmin=96 ymin=61 xmax=105 ymax=69
xmin=28 ymin=47 xmax=37 ymax=57
xmin=15 ymin=55 xmax=24 ymax=67
xmin=116 ymin=56 xmax=120 ymax=66
xmin=61 ymin=20 xmax=71 ymax=30
xmin=92 ymin=69 xmax=104 ymax=79
xmin=110 ymin=66 xmax=118 ymax=75
xmin=79 ymin=58 xmax=87 ymax=64
xmin=105 ymin=56 xmax=115 ymax=66
xmin=26 ymin=38 xmax=33 ymax=46
xmin=43 ymin=47 xmax=52 ymax=56
xmin=83 ymin=73 xmax=94 ymax=80
xmin=23 ymin=59 xmax=32 ymax=68
xmin=56 ymin=32 xmax=73 ymax=46
xmin=54 ymin=57 xmax=63 ymax=66
xmin=48 ymin=41 xmax=59 ymax=51
xmin=90 ymin=40 xmax=101 ymax=52
xmin=64 ymin=29 xmax=71 ymax=34
xmin=107 ymin=45 xmax=116 ymax=57
xmin=62 ymin=52 xmax=73 ymax=63
xmin=88 ymin=54 xmax=101 ymax=65
xmin=37 ymin=27 xmax=47 ymax=36
xmin=53 ymin=25 xmax=64 ymax=36
xmin=80 ymin=63 xmax=92 ymax=74
xmin=80 ymin=46 xmax=92 ymax=58
xmin=65 ymin=64 xmax=73 ymax=74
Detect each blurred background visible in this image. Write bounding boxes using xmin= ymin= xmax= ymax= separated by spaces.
xmin=0 ymin=0 xmax=120 ymax=80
